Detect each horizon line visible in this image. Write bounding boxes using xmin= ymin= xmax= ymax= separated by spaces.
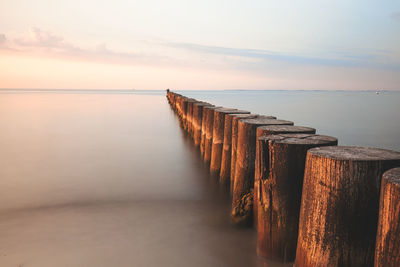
xmin=0 ymin=88 xmax=396 ymax=92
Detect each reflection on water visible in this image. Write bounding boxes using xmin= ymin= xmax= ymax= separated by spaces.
xmin=0 ymin=91 xmax=289 ymax=266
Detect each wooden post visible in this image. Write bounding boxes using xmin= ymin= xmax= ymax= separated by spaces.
xmin=166 ymin=90 xmax=171 ymax=103
xmin=295 ymin=146 xmax=400 ymax=267
xmin=176 ymin=94 xmax=182 ymax=112
xmin=180 ymin=98 xmax=189 ymax=126
xmin=210 ymin=108 xmax=250 ymax=175
xmin=375 ymin=167 xmax=400 ymax=267
xmin=254 ymin=125 xmax=316 ymax=227
xmin=188 ymin=100 xmax=201 ymax=136
xmin=185 ymin=99 xmax=197 ymax=133
xmin=186 ymin=100 xmax=194 ymax=134
xmin=169 ymin=92 xmax=175 ymax=108
xmin=186 ymin=100 xmax=197 ymax=136
xmin=175 ymin=95 xmax=182 ymax=118
xmin=220 ymin=113 xmax=254 ymax=188
xmin=229 ymin=114 xmax=264 ymax=193
xmin=232 ymin=116 xmax=291 ymax=226
xmin=200 ymin=105 xmax=214 ymax=157
xmin=192 ymin=102 xmax=212 ymax=147
xmin=173 ymin=93 xmax=181 ymax=112
xmin=257 ymin=134 xmax=337 ymax=262
xmin=176 ymin=95 xmax=183 ymax=118
xmin=203 ymin=106 xmax=222 ymax=163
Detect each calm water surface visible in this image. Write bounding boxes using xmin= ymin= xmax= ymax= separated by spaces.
xmin=0 ymin=91 xmax=272 ymax=267
xmin=0 ymin=89 xmax=399 ymax=266
xmin=180 ymin=90 xmax=400 ymax=151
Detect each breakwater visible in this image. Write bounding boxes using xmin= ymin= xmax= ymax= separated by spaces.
xmin=166 ymin=90 xmax=400 ymax=267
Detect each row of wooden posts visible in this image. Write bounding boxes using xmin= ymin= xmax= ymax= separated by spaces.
xmin=166 ymin=90 xmax=400 ymax=267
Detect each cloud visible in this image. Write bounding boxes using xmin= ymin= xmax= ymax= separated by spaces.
xmin=165 ymin=42 xmax=400 ymax=71
xmin=14 ymin=27 xmax=82 ymax=52
xmin=0 ymin=33 xmax=7 ymax=47
xmin=9 ymin=27 xmax=169 ymax=66
xmin=392 ymin=12 xmax=400 ymax=22
xmin=29 ymin=27 xmax=64 ymax=47
xmin=0 ymin=33 xmax=16 ymax=51
xmin=4 ymin=28 xmax=400 ymax=74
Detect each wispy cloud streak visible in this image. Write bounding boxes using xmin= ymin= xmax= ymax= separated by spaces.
xmin=166 ymin=42 xmax=400 ymax=71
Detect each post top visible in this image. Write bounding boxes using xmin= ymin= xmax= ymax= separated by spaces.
xmin=259 ymin=119 xmax=293 ymax=126
xmin=193 ymin=102 xmax=213 ymax=107
xmin=230 ymin=113 xmax=257 ymax=120
xmin=383 ymin=167 xmax=400 ymax=184
xmin=204 ymin=105 xmax=222 ymax=110
xmin=257 ymin=125 xmax=315 ymax=133
xmin=214 ymin=107 xmax=238 ymax=113
xmin=308 ymin=146 xmax=400 ymax=161
xmin=239 ymin=117 xmax=281 ymax=126
xmin=180 ymin=97 xmax=191 ymax=102
xmin=260 ymin=133 xmax=337 ymax=145
xmin=258 ymin=115 xmax=277 ymax=119
xmin=215 ymin=108 xmax=250 ymax=114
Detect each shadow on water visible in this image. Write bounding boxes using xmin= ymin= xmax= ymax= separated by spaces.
xmin=168 ymin=104 xmax=292 ymax=267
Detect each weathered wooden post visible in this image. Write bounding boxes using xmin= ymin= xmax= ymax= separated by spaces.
xmin=229 ymin=114 xmax=260 ymax=193
xmin=176 ymin=95 xmax=183 ymax=117
xmin=200 ymin=105 xmax=212 ymax=156
xmin=169 ymin=92 xmax=176 ymax=108
xmin=220 ymin=113 xmax=254 ymax=187
xmin=257 ymin=134 xmax=337 ymax=262
xmin=190 ymin=101 xmax=204 ymax=138
xmin=375 ymin=167 xmax=400 ymax=267
xmin=210 ymin=108 xmax=250 ymax=175
xmin=173 ymin=93 xmax=180 ymax=112
xmin=200 ymin=105 xmax=218 ymax=157
xmin=185 ymin=99 xmax=197 ymax=133
xmin=295 ymin=146 xmax=400 ymax=267
xmin=254 ymin=125 xmax=316 ymax=227
xmin=175 ymin=95 xmax=182 ymax=117
xmin=189 ymin=101 xmax=196 ymax=136
xmin=203 ymin=106 xmax=222 ymax=164
xmin=232 ymin=117 xmax=292 ymax=226
xmin=185 ymin=100 xmax=193 ymax=133
xmin=176 ymin=94 xmax=183 ymax=111
xmin=193 ymin=102 xmax=212 ymax=147
xmin=179 ymin=97 xmax=189 ymax=126
xmin=166 ymin=90 xmax=171 ymax=103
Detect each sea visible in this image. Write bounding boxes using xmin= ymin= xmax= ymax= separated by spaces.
xmin=0 ymin=89 xmax=399 ymax=266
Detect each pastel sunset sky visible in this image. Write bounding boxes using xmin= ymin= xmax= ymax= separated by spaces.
xmin=1 ymin=0 xmax=399 ymax=90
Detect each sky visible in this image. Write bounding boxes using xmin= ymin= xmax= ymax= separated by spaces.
xmin=0 ymin=0 xmax=400 ymax=90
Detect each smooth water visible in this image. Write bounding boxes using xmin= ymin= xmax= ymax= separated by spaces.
xmin=180 ymin=90 xmax=400 ymax=151
xmin=0 ymin=89 xmax=399 ymax=266
xmin=0 ymin=91 xmax=268 ymax=267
